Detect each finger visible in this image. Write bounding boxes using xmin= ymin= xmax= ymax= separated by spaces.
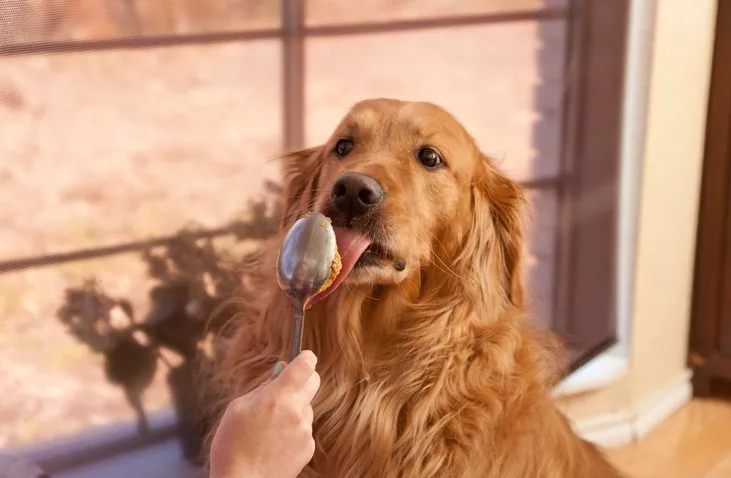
xmin=299 ymin=370 xmax=321 ymax=405
xmin=304 ymin=405 xmax=314 ymax=426
xmin=270 ymin=350 xmax=317 ymax=394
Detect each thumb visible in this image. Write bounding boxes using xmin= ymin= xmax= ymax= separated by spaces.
xmin=268 ymin=351 xmax=317 ymax=395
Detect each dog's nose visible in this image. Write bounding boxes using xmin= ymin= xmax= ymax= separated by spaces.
xmin=331 ymin=172 xmax=385 ymax=218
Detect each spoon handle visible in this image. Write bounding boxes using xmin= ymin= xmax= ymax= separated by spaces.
xmin=288 ymin=301 xmax=306 ymax=362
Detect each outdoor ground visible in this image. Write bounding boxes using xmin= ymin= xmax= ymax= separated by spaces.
xmin=0 ymin=0 xmax=563 ymax=448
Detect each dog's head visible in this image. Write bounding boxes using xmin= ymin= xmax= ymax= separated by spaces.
xmin=279 ymin=98 xmax=526 ymax=309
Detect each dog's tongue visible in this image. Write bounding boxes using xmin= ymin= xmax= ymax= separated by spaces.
xmin=307 ymin=227 xmax=371 ymax=307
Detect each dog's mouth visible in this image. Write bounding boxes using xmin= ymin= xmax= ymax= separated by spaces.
xmin=307 ymin=226 xmax=392 ymax=306
xmin=355 ymin=241 xmax=390 ymax=267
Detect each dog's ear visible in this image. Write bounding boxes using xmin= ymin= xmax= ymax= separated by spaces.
xmin=466 ymin=155 xmax=527 ymax=308
xmin=278 ymin=146 xmax=322 ymax=230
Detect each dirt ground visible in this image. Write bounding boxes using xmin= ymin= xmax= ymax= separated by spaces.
xmin=0 ymin=1 xmax=564 ymax=448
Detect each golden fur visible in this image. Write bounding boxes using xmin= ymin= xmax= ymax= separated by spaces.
xmin=209 ymin=99 xmax=623 ymax=477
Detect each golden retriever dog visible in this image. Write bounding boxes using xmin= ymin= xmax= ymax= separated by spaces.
xmin=210 ymin=98 xmax=623 ymax=477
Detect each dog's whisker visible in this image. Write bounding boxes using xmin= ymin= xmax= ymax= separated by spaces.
xmin=411 ymin=223 xmax=468 ymax=283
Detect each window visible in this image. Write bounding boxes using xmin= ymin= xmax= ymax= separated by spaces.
xmin=0 ymin=0 xmax=628 ymax=472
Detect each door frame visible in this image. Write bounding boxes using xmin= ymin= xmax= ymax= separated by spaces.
xmin=689 ymin=0 xmax=731 ymax=395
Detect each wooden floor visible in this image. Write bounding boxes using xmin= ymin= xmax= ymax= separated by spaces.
xmin=607 ymin=397 xmax=731 ymax=478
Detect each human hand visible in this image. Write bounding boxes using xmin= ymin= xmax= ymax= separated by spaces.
xmin=209 ymin=351 xmax=320 ymax=478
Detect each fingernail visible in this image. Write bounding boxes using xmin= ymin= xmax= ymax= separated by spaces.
xmin=273 ymin=362 xmax=285 ymax=377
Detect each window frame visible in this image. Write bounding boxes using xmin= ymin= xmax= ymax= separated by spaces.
xmin=552 ymin=0 xmax=630 ymax=371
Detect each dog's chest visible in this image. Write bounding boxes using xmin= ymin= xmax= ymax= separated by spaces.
xmin=308 ymin=372 xmax=489 ymax=478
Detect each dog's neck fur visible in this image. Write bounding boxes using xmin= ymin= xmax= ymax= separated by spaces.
xmin=281 ymin=254 xmax=548 ymax=476
xmin=302 ymin=241 xmax=510 ymax=374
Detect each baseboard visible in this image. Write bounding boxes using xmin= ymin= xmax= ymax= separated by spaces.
xmin=553 ymin=350 xmax=628 ymax=398
xmin=571 ymin=369 xmax=693 ymax=449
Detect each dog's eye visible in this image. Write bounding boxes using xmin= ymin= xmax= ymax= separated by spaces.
xmin=334 ymin=139 xmax=354 ymax=157
xmin=417 ymin=147 xmax=443 ymax=169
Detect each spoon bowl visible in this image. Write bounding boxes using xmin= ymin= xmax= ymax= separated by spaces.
xmin=276 ymin=212 xmax=337 ymax=361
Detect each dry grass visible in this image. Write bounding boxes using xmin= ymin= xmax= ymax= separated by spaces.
xmin=0 ymin=0 xmax=563 ymax=447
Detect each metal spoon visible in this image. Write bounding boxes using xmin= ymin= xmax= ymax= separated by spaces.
xmin=276 ymin=212 xmax=337 ymax=362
